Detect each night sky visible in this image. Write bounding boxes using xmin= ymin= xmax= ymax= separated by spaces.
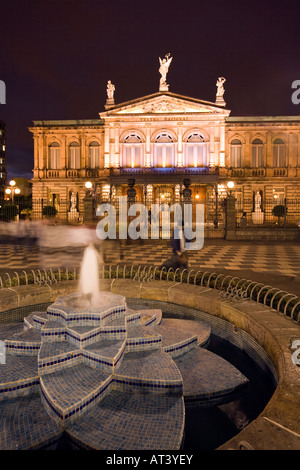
xmin=1 ymin=0 xmax=300 ymax=179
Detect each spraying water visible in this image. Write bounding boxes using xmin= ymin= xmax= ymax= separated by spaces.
xmin=79 ymin=243 xmax=101 ymax=304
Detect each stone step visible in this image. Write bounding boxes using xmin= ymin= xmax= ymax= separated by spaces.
xmin=66 ymin=325 xmax=102 ymax=348
xmin=4 ymin=328 xmax=42 ymax=356
xmin=83 ymin=339 xmax=126 ymax=373
xmin=41 ymin=320 xmax=66 ymax=343
xmin=154 ymin=324 xmax=198 ymax=358
xmin=173 ymin=347 xmax=249 ymax=407
xmin=138 ymin=309 xmax=162 ymax=326
xmin=40 ymin=364 xmax=112 ymax=426
xmin=0 ymin=355 xmax=39 ymax=401
xmin=157 ymin=318 xmax=211 ymax=348
xmin=114 ymin=349 xmax=183 ymax=396
xmin=0 ymin=393 xmax=63 ymax=450
xmin=32 ymin=312 xmax=48 ymax=329
xmin=66 ymin=317 xmax=127 ymax=349
xmin=126 ymin=325 xmax=162 ymax=352
xmin=124 ymin=308 xmax=141 ymax=326
xmin=154 ymin=318 xmax=211 ymax=357
xmin=38 ymin=341 xmax=81 ymax=376
xmin=66 ymin=390 xmax=185 ymax=450
xmin=47 ymin=292 xmax=127 ymax=327
xmin=23 ymin=314 xmax=35 ymax=330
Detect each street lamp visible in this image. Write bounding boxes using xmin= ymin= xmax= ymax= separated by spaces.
xmin=227 ymin=181 xmax=235 ymax=196
xmin=5 ymin=180 xmax=20 ymax=204
xmin=85 ymin=181 xmax=93 ymax=190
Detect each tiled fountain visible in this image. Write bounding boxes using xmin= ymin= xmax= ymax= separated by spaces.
xmin=0 ymin=245 xmax=249 ymax=450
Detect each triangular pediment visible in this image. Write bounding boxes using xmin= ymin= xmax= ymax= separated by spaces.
xmin=100 ymin=92 xmax=230 ymax=118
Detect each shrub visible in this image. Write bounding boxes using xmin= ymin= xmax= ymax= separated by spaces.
xmin=2 ymin=204 xmax=18 ymax=220
xmin=42 ymin=205 xmax=58 ymax=217
xmin=272 ymin=204 xmax=287 ymax=223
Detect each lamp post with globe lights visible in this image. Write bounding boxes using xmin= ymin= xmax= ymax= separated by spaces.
xmin=5 ymin=180 xmax=21 ymax=204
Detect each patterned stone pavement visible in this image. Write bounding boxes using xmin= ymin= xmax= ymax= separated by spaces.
xmin=2 ymin=239 xmax=300 ymax=273
xmin=1 ymin=238 xmax=300 ymax=295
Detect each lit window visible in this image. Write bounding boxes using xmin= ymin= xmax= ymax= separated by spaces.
xmin=252 ymin=139 xmax=264 ymax=167
xmin=230 ymin=139 xmax=242 ymax=167
xmin=154 ymin=133 xmax=174 ymax=167
xmin=89 ymin=141 xmax=100 ymax=168
xmin=122 ymin=134 xmax=143 ymax=168
xmin=185 ymin=133 xmax=207 ymax=167
xmin=68 ymin=141 xmax=80 ymax=169
xmin=49 ymin=142 xmax=60 ymax=169
xmin=273 ymin=139 xmax=286 ymax=167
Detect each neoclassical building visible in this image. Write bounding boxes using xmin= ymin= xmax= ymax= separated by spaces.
xmin=29 ymin=58 xmax=300 ymax=227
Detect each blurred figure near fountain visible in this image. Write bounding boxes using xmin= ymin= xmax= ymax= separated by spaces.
xmin=79 ymin=243 xmax=102 ymax=304
xmin=159 ymin=220 xmax=188 ymax=271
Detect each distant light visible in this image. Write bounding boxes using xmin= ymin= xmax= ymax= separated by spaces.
xmin=161 ymin=194 xmax=165 ymax=199
xmin=227 ymin=181 xmax=235 ymax=189
xmin=85 ymin=181 xmax=93 ymax=189
xmin=5 ymin=188 xmax=11 ymax=194
xmin=9 ymin=180 xmax=16 ymax=187
xmin=14 ymin=188 xmax=21 ymax=194
xmin=195 ymin=194 xmax=200 ymax=199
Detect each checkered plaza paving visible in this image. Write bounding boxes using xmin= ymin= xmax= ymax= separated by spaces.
xmin=1 ymin=238 xmax=300 ymax=280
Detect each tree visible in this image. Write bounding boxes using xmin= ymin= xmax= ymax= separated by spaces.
xmin=272 ymin=204 xmax=287 ymax=225
xmin=2 ymin=204 xmax=18 ymax=221
xmin=42 ymin=205 xmax=58 ymax=218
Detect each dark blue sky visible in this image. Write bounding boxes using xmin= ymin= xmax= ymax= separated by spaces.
xmin=1 ymin=0 xmax=300 ymax=179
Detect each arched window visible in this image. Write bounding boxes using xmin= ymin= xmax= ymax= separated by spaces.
xmin=230 ymin=139 xmax=242 ymax=167
xmin=89 ymin=141 xmax=100 ymax=168
xmin=68 ymin=141 xmax=80 ymax=169
xmin=252 ymin=139 xmax=264 ymax=167
xmin=273 ymin=138 xmax=286 ymax=167
xmin=49 ymin=142 xmax=60 ymax=169
xmin=154 ymin=133 xmax=174 ymax=167
xmin=185 ymin=133 xmax=207 ymax=167
xmin=122 ymin=133 xmax=143 ymax=167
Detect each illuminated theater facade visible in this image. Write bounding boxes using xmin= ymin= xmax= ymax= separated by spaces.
xmin=29 ymin=60 xmax=300 ymax=228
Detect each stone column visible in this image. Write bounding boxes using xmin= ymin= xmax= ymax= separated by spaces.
xmin=225 ymin=195 xmax=236 ymax=239
xmin=145 ymin=124 xmax=151 ymax=167
xmin=114 ymin=125 xmax=120 ymax=168
xmin=209 ymin=127 xmax=215 ymax=167
xmin=219 ymin=125 xmax=225 ymax=167
xmin=104 ymin=126 xmax=110 ymax=168
xmin=177 ymin=122 xmax=183 ymax=167
xmin=83 ymin=193 xmax=95 ymax=223
xmin=266 ymin=131 xmax=272 ymax=168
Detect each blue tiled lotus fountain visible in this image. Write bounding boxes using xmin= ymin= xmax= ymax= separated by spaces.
xmin=0 ymin=245 xmax=249 ymax=450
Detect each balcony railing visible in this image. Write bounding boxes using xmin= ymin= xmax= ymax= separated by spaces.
xmin=111 ymin=166 xmax=219 ymax=176
xmin=42 ymin=166 xmax=292 ymax=180
xmin=224 ymin=167 xmax=289 ymax=178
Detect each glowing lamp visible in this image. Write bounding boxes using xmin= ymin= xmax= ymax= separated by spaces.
xmin=9 ymin=180 xmax=16 ymax=187
xmin=85 ymin=181 xmax=93 ymax=189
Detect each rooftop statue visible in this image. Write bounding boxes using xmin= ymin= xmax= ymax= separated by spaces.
xmin=216 ymin=77 xmax=226 ymax=98
xmin=106 ymin=80 xmax=115 ymax=101
xmin=159 ymin=53 xmax=172 ymax=91
xmin=215 ymin=76 xmax=226 ymax=106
